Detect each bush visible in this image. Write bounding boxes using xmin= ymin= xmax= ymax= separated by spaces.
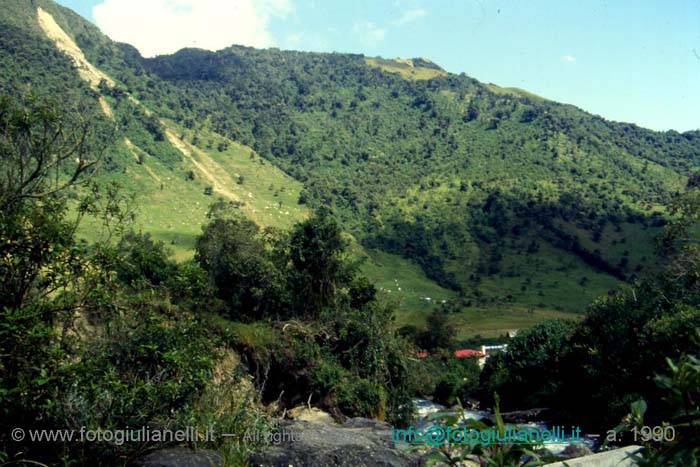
xmin=479 ymin=319 xmax=576 ymax=410
xmin=310 ymin=359 xmax=344 ymax=395
xmin=58 ymin=312 xmax=217 ymax=462
xmin=433 ymin=357 xmax=481 ymax=406
xmin=114 ymin=231 xmax=177 ymax=289
xmin=336 ymin=377 xmax=385 ymax=419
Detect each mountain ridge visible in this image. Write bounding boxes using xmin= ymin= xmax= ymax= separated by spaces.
xmin=2 ymin=0 xmax=699 ymax=334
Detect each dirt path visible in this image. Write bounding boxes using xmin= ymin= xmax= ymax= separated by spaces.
xmin=124 ymin=138 xmax=162 ymax=183
xmin=98 ymin=97 xmax=114 ymax=118
xmin=164 ymin=128 xmax=240 ymax=202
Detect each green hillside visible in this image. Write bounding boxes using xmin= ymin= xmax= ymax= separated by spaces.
xmin=78 ymin=121 xmax=309 ymax=261
xmin=2 ymin=0 xmax=699 ymax=336
xmin=365 ymin=56 xmax=448 ymax=80
xmin=134 ymin=44 xmax=697 ymax=314
xmin=0 ymin=0 xmax=458 ymax=330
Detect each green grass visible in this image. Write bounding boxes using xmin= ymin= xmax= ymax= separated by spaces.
xmin=206 ymin=314 xmax=280 ymax=349
xmin=77 ymin=138 xmax=217 ymax=260
xmin=170 ymin=122 xmax=309 ymax=229
xmin=451 ymin=306 xmax=581 ymax=339
xmin=77 ymin=123 xmax=309 ymax=260
xmin=486 ymin=83 xmax=547 ymax=101
xmin=365 ymin=57 xmax=447 ymax=81
xmin=356 ymin=248 xmax=587 ymax=338
xmin=568 ymin=220 xmax=661 ymax=277
xmin=471 ymin=240 xmax=621 ymax=313
xmin=359 ymin=248 xmax=458 ymax=327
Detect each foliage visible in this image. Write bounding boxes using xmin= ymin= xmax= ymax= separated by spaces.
xmin=250 ymin=300 xmax=413 ymax=425
xmin=288 ymin=207 xmax=355 ymax=317
xmin=0 ymin=94 xmax=114 ymax=454
xmin=479 ymin=319 xmax=576 ymax=410
xmin=130 ymin=42 xmax=696 ymax=313
xmin=423 ymin=395 xmax=544 ymax=467
xmin=0 ymin=93 xmax=223 ymax=466
xmin=431 ymin=356 xmax=481 ymax=406
xmin=4 ymin=2 xmax=700 ymax=463
xmin=415 ymin=309 xmax=457 ymax=351
xmin=611 ymin=345 xmax=700 ymax=466
xmin=194 ymin=206 xmax=413 ymax=424
xmin=114 ymin=231 xmax=178 ymax=289
xmin=4 ymin=0 xmax=697 ymax=320
xmin=184 ymin=350 xmax=275 ymax=466
xmin=58 ymin=310 xmax=216 ymax=462
xmin=336 ymin=377 xmax=385 ymax=419
xmin=479 ymin=179 xmax=700 ymax=431
xmin=5 ymin=0 xmax=689 ymax=314
xmin=195 ymin=204 xmax=287 ymax=320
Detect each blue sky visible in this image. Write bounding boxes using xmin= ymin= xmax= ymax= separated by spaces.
xmin=56 ymin=0 xmax=699 ymax=132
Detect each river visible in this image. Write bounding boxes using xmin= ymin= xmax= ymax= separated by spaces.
xmin=412 ymin=398 xmax=598 ymax=456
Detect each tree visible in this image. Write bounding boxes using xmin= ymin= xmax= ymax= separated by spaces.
xmin=480 ymin=319 xmax=576 ymax=410
xmin=417 ymin=309 xmax=456 ymax=351
xmin=289 ymin=208 xmax=354 ymax=316
xmin=195 ymin=205 xmax=285 ymax=319
xmin=114 ymin=231 xmax=177 ymax=289
xmin=0 ymin=94 xmax=117 ymax=454
xmin=0 ymin=93 xmax=113 ymax=319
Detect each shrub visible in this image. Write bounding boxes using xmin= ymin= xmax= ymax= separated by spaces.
xmin=336 ymin=377 xmax=385 ymax=419
xmin=114 ymin=231 xmax=177 ymax=289
xmin=58 ymin=312 xmax=216 ymax=462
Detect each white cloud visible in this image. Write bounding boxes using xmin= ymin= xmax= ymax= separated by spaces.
xmin=562 ymin=54 xmax=576 ymax=63
xmin=92 ymin=0 xmax=294 ymax=57
xmin=352 ymin=21 xmax=387 ymax=46
xmin=393 ymin=8 xmax=427 ymax=26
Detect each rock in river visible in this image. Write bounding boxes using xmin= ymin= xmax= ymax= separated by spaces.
xmin=249 ymin=418 xmax=422 ymax=467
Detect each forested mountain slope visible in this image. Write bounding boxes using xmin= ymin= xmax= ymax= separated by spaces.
xmin=134 ymin=44 xmax=700 ymax=312
xmin=2 ymin=0 xmax=699 ymax=322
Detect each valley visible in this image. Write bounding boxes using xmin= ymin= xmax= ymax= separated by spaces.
xmin=2 ymin=2 xmax=700 ymax=465
xmin=5 ymin=0 xmax=694 ymax=338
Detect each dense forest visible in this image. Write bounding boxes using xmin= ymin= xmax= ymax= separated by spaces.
xmin=1 ymin=1 xmax=699 ymax=466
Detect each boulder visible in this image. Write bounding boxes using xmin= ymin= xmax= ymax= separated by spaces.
xmin=133 ymin=447 xmax=222 ymax=467
xmin=342 ymin=417 xmax=392 ymax=429
xmin=559 ymin=443 xmax=594 ymax=459
xmin=543 ymin=445 xmax=643 ymax=467
xmin=287 ymin=405 xmax=336 ymax=424
xmin=249 ymin=418 xmax=422 ymax=467
xmin=500 ymin=408 xmax=553 ymax=424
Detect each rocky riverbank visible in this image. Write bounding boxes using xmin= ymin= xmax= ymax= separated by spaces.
xmin=132 ymin=403 xmax=638 ymax=467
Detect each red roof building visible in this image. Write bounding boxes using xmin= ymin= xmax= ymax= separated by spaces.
xmin=453 ymin=349 xmax=486 ymax=358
